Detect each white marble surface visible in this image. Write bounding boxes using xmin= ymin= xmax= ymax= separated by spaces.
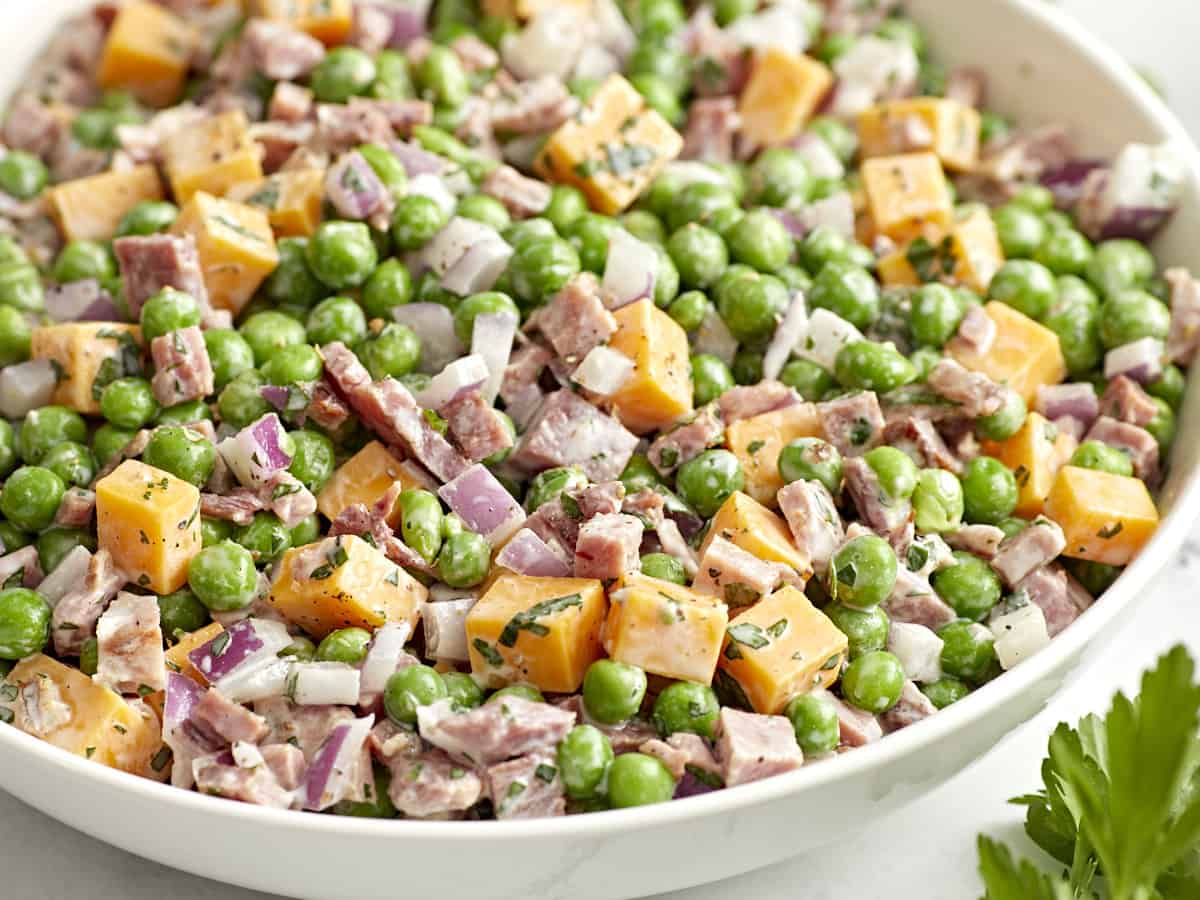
xmin=3 ymin=2 xmax=1198 ymax=899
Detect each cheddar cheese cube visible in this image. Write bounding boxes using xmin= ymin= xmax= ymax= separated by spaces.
xmin=949 ymin=301 xmax=1067 ymax=404
xmin=701 ymin=491 xmax=811 ymax=583
xmin=717 ymin=586 xmax=847 ymax=714
xmin=251 ymin=0 xmax=354 ymax=46
xmin=739 ymin=49 xmax=833 ymax=148
xmin=482 ymin=0 xmax=591 ymax=19
xmin=465 ymin=574 xmax=607 ymax=692
xmin=171 ymin=192 xmax=279 ymax=315
xmin=30 ymin=322 xmax=143 ymax=415
xmin=725 ymin=403 xmax=823 ymax=506
xmin=604 ymin=573 xmax=728 ymax=684
xmin=315 ymin=440 xmax=432 ymax=528
xmin=1045 ymin=466 xmax=1159 ymax=566
xmin=164 ymin=110 xmax=264 ymax=205
xmin=96 ymin=460 xmax=202 ymax=594
xmin=877 ymin=208 xmax=1005 ymax=294
xmin=860 ymin=152 xmax=953 ymax=242
xmin=226 ymin=168 xmax=325 ymax=238
xmin=608 ymin=299 xmax=693 ymax=434
xmin=97 ymin=1 xmax=195 ymax=107
xmin=268 ymin=535 xmax=426 ymax=639
xmin=2 ymin=655 xmax=162 ymax=776
xmin=982 ymin=412 xmax=1076 ymax=519
xmin=857 ymin=97 xmax=981 ymax=172
xmin=45 ymin=165 xmax=164 ymax=243
xmin=535 ymin=74 xmax=683 ymax=214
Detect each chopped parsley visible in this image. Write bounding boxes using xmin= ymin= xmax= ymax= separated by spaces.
xmin=473 ymin=638 xmax=504 ymax=667
xmin=498 ymin=594 xmax=583 ymax=647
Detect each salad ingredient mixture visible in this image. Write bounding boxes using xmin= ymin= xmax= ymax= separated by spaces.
xmin=0 ymin=0 xmax=1191 ymax=821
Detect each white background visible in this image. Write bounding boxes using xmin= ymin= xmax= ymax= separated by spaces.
xmin=2 ymin=2 xmax=1198 ymax=898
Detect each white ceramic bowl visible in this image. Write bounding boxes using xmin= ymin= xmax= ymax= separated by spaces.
xmin=3 ymin=2 xmax=1200 ymax=898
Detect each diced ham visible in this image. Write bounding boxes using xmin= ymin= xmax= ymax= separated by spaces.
xmin=776 ymin=479 xmax=842 ymax=577
xmin=692 ymin=535 xmax=782 ymax=608
xmin=192 ymin=688 xmax=270 ymax=745
xmin=254 ymin=700 xmax=353 ymax=762
xmin=94 ymin=592 xmax=166 ymax=695
xmin=574 ymin=481 xmax=626 ymax=520
xmin=882 ymin=416 xmax=961 ymax=474
xmin=14 ymin=672 xmax=73 ymax=738
xmin=252 ymin=121 xmax=318 ymax=172
xmin=268 ymin=82 xmax=314 ymax=123
xmin=261 ymin=471 xmax=317 ymax=529
xmin=485 ymin=750 xmax=564 ymax=819
xmin=946 ymin=303 xmax=998 ymax=359
xmin=574 ymin=513 xmax=643 ymax=580
xmin=878 ymin=681 xmax=938 ymax=734
xmin=496 ymin=526 xmax=573 ymax=577
xmin=325 ymin=150 xmax=395 ymax=231
xmin=714 ymin=708 xmax=803 ymax=787
xmin=1165 ymin=268 xmax=1200 ymax=364
xmin=718 ymin=381 xmax=800 ymax=424
xmin=416 ymin=697 xmax=576 ymax=766
xmin=682 ymin=97 xmax=741 ymax=163
xmin=682 ymin=7 xmax=751 ymax=97
xmin=388 ymin=748 xmax=484 ymax=818
xmin=524 ymin=497 xmax=582 ymax=560
xmin=51 ymin=549 xmax=126 ymax=656
xmin=945 ymin=524 xmax=1006 ymax=560
xmin=305 ymin=379 xmax=352 ymax=432
xmin=201 ymin=489 xmax=265 ymax=526
xmin=2 ymin=93 xmax=65 ymax=159
xmin=1086 ymin=415 xmax=1160 ymax=482
xmin=991 ymin=518 xmax=1068 ymax=588
xmin=367 ymin=718 xmax=421 ymax=765
xmin=0 ymin=545 xmax=43 ymax=590
xmin=926 ymin=358 xmax=1007 ymax=417
xmin=314 ymin=101 xmax=394 ymax=154
xmin=1099 ymin=375 xmax=1158 ymax=428
xmin=481 ymin=165 xmax=552 ymax=219
xmin=639 ymin=733 xmax=721 ymax=782
xmin=535 ymin=273 xmax=617 ymax=364
xmin=243 ymin=18 xmax=325 ymax=80
xmin=1036 ymin=382 xmax=1099 ymax=429
xmin=440 ymin=386 xmax=514 ymax=463
xmin=648 ymin=404 xmax=724 ymax=476
xmin=260 ymin=742 xmax=306 ymax=791
xmin=944 ymin=66 xmax=986 ymax=108
xmin=500 ymin=342 xmax=552 ymax=404
xmin=349 ymin=2 xmax=397 ymax=55
xmin=113 ymin=234 xmax=210 ymax=319
xmin=510 ymin=389 xmax=638 ymax=482
xmin=193 ymin=751 xmax=294 ymax=808
xmin=884 ymin=567 xmax=956 ymax=630
xmin=979 ymin=125 xmax=1074 ymax=185
xmin=817 ymin=391 xmax=885 ymax=456
xmin=622 ymin=486 xmax=664 ymax=528
xmin=828 ymin=692 xmax=883 ymax=749
xmin=1015 ymin=564 xmax=1093 ymax=637
xmin=843 ymin=456 xmax=912 ymax=543
xmin=488 ymin=74 xmax=577 ymax=134
xmin=151 ymin=326 xmax=215 ymax=407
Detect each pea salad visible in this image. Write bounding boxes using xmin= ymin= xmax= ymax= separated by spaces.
xmin=0 ymin=0 xmax=1192 ymax=820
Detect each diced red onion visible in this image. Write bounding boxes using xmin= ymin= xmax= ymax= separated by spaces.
xmin=288 ymin=662 xmax=362 ymax=706
xmin=763 ymin=291 xmax=809 ymax=381
xmin=675 ymin=770 xmax=720 ymax=800
xmin=501 ymin=6 xmax=586 ymax=81
xmin=471 ymin=310 xmax=518 ymax=405
xmin=389 ymin=140 xmax=446 ymax=177
xmin=495 ymin=528 xmax=572 ymax=578
xmin=1035 ymin=382 xmax=1099 ymax=427
xmin=303 ymin=714 xmax=375 ymax=811
xmin=214 ymin=658 xmax=292 ymax=704
xmin=1076 ymin=142 xmax=1184 ymax=241
xmin=1039 ymin=158 xmax=1104 ymax=209
xmin=693 ymin=308 xmax=739 ymax=366
xmin=217 ymin=413 xmax=293 ymax=489
xmin=260 ymin=384 xmax=290 ymax=412
xmin=358 ymin=621 xmax=413 ymax=702
xmin=423 ymin=597 xmax=477 ymax=662
xmin=602 ymin=229 xmax=658 ymax=310
xmin=188 ymin=618 xmax=292 ymax=685
xmin=769 ymin=207 xmax=808 ymax=240
xmin=572 ymin=345 xmax=634 ymax=397
xmin=799 ymin=192 xmax=855 ymax=240
xmin=438 ymin=463 xmax=527 ymax=546
xmin=379 ymin=0 xmax=430 ymax=48
xmin=442 ymin=236 xmax=513 ymax=296
xmin=0 ymin=359 xmax=58 ymax=419
xmin=791 ymin=133 xmax=845 ymax=180
xmin=795 ymin=308 xmax=863 ymax=372
xmin=36 ymin=546 xmax=92 ymax=608
xmin=162 ymin=672 xmax=208 ymax=788
xmin=44 ymin=278 xmax=119 ymax=322
xmin=406 ymin=172 xmax=457 ymax=217
xmin=325 ymin=151 xmax=389 ymax=222
xmin=1104 ymin=337 xmax=1164 ymax=385
xmin=417 ymin=353 xmax=489 ymax=410
xmin=393 ymin=303 xmax=464 ymax=374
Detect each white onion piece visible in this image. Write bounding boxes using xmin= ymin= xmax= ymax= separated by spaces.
xmin=573 ymin=45 xmax=619 ymax=82
xmin=216 ymin=413 xmax=293 ymax=489
xmin=216 ymin=658 xmax=292 ymax=704
xmin=659 ymin=161 xmax=731 ymax=191
xmin=358 ymin=622 xmax=412 ymax=701
xmin=393 ymin=303 xmax=463 ymax=375
xmin=495 ymin=528 xmax=571 ymax=578
xmin=1103 ymin=337 xmax=1164 ymax=384
xmin=572 ymin=345 xmax=634 ymax=397
xmin=602 ymin=229 xmax=658 ymax=309
xmin=792 ymin=133 xmax=844 ymax=180
xmin=989 ymin=601 xmax=1051 ymax=670
xmin=800 ymin=192 xmax=856 ymax=240
xmin=422 ymin=217 xmax=500 ymax=275
xmin=423 ymin=598 xmax=477 ymax=662
xmin=794 ymin=308 xmax=864 ymax=371
xmin=417 ymin=353 xmax=490 ymax=410
xmin=0 ymin=359 xmax=57 ymax=419
xmin=406 ymin=172 xmax=457 ymax=217
xmin=831 ymin=36 xmax=919 ymax=117
xmin=592 ymin=0 xmax=636 ymax=61
xmin=471 ymin=310 xmax=518 ymax=405
xmin=762 ymin=291 xmax=809 ymax=381
xmin=725 ymin=2 xmax=812 ymax=53
xmin=288 ymin=662 xmax=362 ymax=706
xmin=501 ymin=6 xmax=585 ymax=80
xmin=887 ymin=622 xmax=944 ymax=684
xmin=442 ymin=237 xmax=513 ymax=296
xmin=35 ymin=545 xmax=92 ymax=609
xmin=231 ymin=741 xmax=266 ymax=770
xmin=694 ymin=307 xmax=739 ymax=366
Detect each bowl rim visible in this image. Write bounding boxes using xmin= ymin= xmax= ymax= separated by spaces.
xmin=3 ymin=0 xmax=1200 ymax=845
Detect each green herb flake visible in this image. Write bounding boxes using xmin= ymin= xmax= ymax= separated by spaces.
xmin=473 ymin=638 xmax=504 ymax=667
xmin=498 ymin=594 xmax=583 ymax=648
xmin=534 ymin=763 xmax=557 ymax=783
xmin=150 ymin=746 xmax=172 ymax=772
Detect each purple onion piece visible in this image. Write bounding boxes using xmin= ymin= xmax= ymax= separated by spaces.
xmin=188 ymin=619 xmax=265 ymax=683
xmin=495 ymin=528 xmax=571 ymax=578
xmin=674 ymin=771 xmax=721 ymax=799
xmin=1039 ymin=158 xmax=1104 ymax=209
xmin=438 ymin=463 xmax=526 ymax=545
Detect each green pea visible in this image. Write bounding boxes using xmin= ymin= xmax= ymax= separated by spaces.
xmin=922 ymin=676 xmax=971 ymax=709
xmin=1145 ymin=396 xmax=1176 ymax=450
xmin=1098 ymin=289 xmax=1170 ymax=349
xmin=1147 ymin=364 xmax=1186 ymax=410
xmin=507 ymin=236 xmax=580 ymax=306
xmin=525 ymin=466 xmax=588 ymax=513
xmin=690 ymin=353 xmax=734 ymax=406
xmin=666 ymin=224 xmax=727 ymax=290
xmin=989 ymin=259 xmax=1057 ymax=320
xmin=187 ymin=540 xmax=259 ymax=611
xmin=640 ymin=553 xmax=686 ymax=585
xmin=441 ymin=670 xmax=485 ymax=710
xmin=841 ymin=650 xmax=904 ymax=713
xmin=865 ymin=446 xmax=918 ymax=501
xmin=583 ymin=659 xmax=648 ymax=724
xmin=557 ymin=724 xmax=614 ymax=800
xmin=416 ymin=44 xmax=470 ymax=107
xmin=960 ymin=456 xmax=1018 ymax=524
xmin=784 ymin=692 xmax=839 ymax=755
xmin=40 ymin=441 xmax=95 ymax=489
xmin=825 ymin=602 xmax=889 ymax=659
xmin=503 ymin=220 xmax=555 ymax=253
xmin=100 ymin=377 xmax=159 ymax=429
xmin=360 ymin=260 xmax=412 ymax=321
xmin=91 ymin=424 xmax=137 ymax=469
xmin=1069 ymin=439 xmax=1134 ymax=477
xmin=992 ymin=205 xmax=1047 ymax=259
xmin=279 ymin=431 xmax=330 ymax=496
xmin=139 ymin=288 xmax=200 ymax=344
xmin=307 ymin=221 xmax=378 ymax=291
xmin=627 ymin=36 xmax=688 ymax=93
xmin=630 ymin=72 xmax=683 ymax=125
xmin=932 ymin=551 xmax=1001 ymax=621
xmin=289 ymin=513 xmax=320 ymax=547
xmin=487 ymin=683 xmax=544 ymax=705
xmin=730 ymin=348 xmax=762 ymax=386
xmin=0 ymin=262 xmax=43 ymax=312
xmin=53 ymin=241 xmax=114 ymax=285
xmin=1034 ymin=228 xmax=1093 ymax=276
xmin=667 ymin=181 xmax=738 ymax=234
xmin=668 ymin=290 xmax=711 ymax=333
xmin=996 ymin=516 xmax=1029 ymax=540
xmin=316 ymin=627 xmax=372 ymax=665
xmin=805 ymin=117 xmax=856 ymax=166
xmin=384 ymin=664 xmax=448 ymax=725
xmin=909 ymin=283 xmax=964 ymax=348
xmin=302 ymin=296 xmax=365 ymax=349
xmin=370 ymin=47 xmax=414 ymax=99
xmin=0 ymin=421 xmax=17 ymax=478
xmin=905 ymin=347 xmax=939 ymax=381
xmin=779 ymin=358 xmax=833 ymax=401
xmin=391 ymin=195 xmax=448 ymax=253
xmin=810 ymin=261 xmax=880 ymax=329
xmin=675 ymin=449 xmax=744 ymax=518
xmin=0 ymin=466 xmax=64 ymax=535
xmin=717 ymin=273 xmax=788 ymax=342
xmin=911 ymin=468 xmax=964 ymax=533
xmin=0 ymin=522 xmax=29 ymax=554
xmin=437 ymin=530 xmax=490 ymax=588
xmin=618 ymin=211 xmax=663 ymax=249
xmin=412 ymin=124 xmax=496 ymax=182
xmin=0 ymin=587 xmax=50 ymax=660
xmin=158 ymin=589 xmax=210 ymax=644
xmin=748 ymin=148 xmax=811 ymax=208
xmin=976 ymin=390 xmax=1027 ymax=442
xmin=827 ymin=534 xmax=897 ymax=609
xmin=0 ymin=151 xmax=48 ymax=201
xmin=79 ymin=637 xmax=99 ymax=675
xmin=357 ymin=144 xmax=407 ymax=200
xmin=607 ymin=752 xmax=676 ymax=808
xmin=199 ymin=518 xmax=233 ymax=551
xmin=0 ymin=305 xmax=30 ymax=368
xmin=19 ymin=405 xmax=87 ymax=464
xmin=236 ymin=512 xmax=291 ymax=562
xmin=311 ymin=46 xmax=377 ymax=103
xmin=979 ymin=112 xmax=1010 ymax=146
xmin=938 ymin=620 xmax=996 ymax=683
xmin=1008 ymin=184 xmax=1054 ymax=213
xmin=619 ymin=454 xmax=664 ymax=494
xmin=260 ymin=238 xmax=325 ymax=311
xmin=1067 ymin=558 xmax=1121 ymax=595
xmin=36 ymin=527 xmax=96 ymax=574
xmin=240 ymin=311 xmax=307 ymax=365
xmin=779 ymin=437 xmax=843 ymax=495
xmin=453 ymin=291 xmax=519 ymax=346
xmin=278 ymin=635 xmax=317 ymax=662
xmin=652 ymin=680 xmax=719 ymax=738
xmin=1044 ymin=280 xmax=1102 ymax=376
xmin=399 ymin=489 xmax=444 ymax=563
xmin=1086 ymin=238 xmax=1155 ymax=298
xmin=115 ymin=201 xmax=179 ymax=238
xmin=535 ymin=185 xmax=586 ymax=234
xmin=203 ymin=328 xmax=256 ymax=390
xmin=258 ymin=344 xmax=319 ymax=388
xmin=835 ymin=341 xmax=916 ymax=393
xmin=457 ymin=193 xmax=511 ymax=233
xmin=726 ymin=208 xmax=791 ymax=274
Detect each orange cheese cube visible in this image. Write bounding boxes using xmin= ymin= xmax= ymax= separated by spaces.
xmin=268 ymin=535 xmax=426 ymax=639
xmin=164 ymin=110 xmax=264 ymax=205
xmin=97 ymin=1 xmax=195 ymax=107
xmin=465 ymin=574 xmax=607 ymax=692
xmin=166 ymin=623 xmax=225 ymax=685
xmin=45 ymin=165 xmax=164 ymax=243
xmin=608 ymin=299 xmax=692 ymax=434
xmin=949 ymin=301 xmax=1067 ymax=404
xmin=725 ymin=403 xmax=823 ymax=506
xmin=251 ymin=0 xmax=354 ymax=45
xmin=857 ymin=97 xmax=981 ymax=172
xmin=30 ymin=322 xmax=143 ymax=415
xmin=315 ymin=440 xmax=432 ymax=528
xmin=96 ymin=460 xmax=202 ymax=594
xmin=738 ymin=49 xmax=833 ymax=148
xmin=171 ymin=192 xmax=279 ymax=315
xmin=717 ymin=586 xmax=847 ymax=714
xmin=1045 ymin=466 xmax=1159 ymax=566
xmin=877 ymin=248 xmax=922 ymax=288
xmin=535 ymin=74 xmax=683 ymax=214
xmin=876 ymin=208 xmax=1005 ymax=294
xmin=982 ymin=412 xmax=1076 ymax=519
xmin=226 ymin=168 xmax=325 ymax=238
xmin=604 ymin=574 xmax=728 ymax=684
xmin=860 ymin=152 xmax=953 ymax=242
xmin=482 ymin=0 xmax=591 ymax=18
xmin=3 ymin=655 xmax=162 ymax=776
xmin=701 ymin=491 xmax=811 ymax=583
